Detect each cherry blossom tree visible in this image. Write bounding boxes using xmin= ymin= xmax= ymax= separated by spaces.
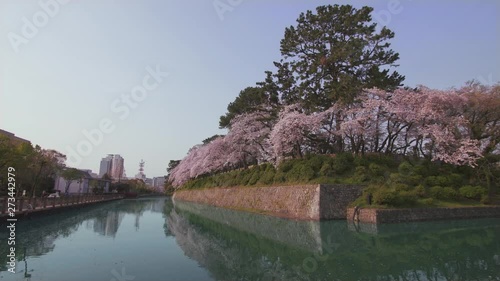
xmin=168 ymin=144 xmax=203 ymax=187
xmin=357 ymin=87 xmax=483 ymax=166
xmin=170 ymin=84 xmax=493 ymax=188
xmin=270 ymin=104 xmax=328 ymax=161
xmin=458 ymin=82 xmax=500 ymax=155
xmin=170 ymin=112 xmax=275 ymax=187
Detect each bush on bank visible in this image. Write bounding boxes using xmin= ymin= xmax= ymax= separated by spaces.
xmin=177 ymin=153 xmax=498 ymax=208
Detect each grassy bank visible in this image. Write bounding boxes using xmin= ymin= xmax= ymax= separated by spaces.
xmin=175 ymin=153 xmax=499 ymax=208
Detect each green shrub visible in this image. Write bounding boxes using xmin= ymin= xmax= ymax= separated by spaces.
xmin=393 ymin=183 xmax=411 ymax=192
xmin=258 ymin=169 xmax=276 ymax=185
xmin=406 ymin=174 xmax=424 ymax=186
xmin=429 ymin=186 xmax=443 ymax=199
xmin=286 ymin=165 xmax=301 ymax=182
xmin=364 ymin=153 xmax=398 ymax=167
xmin=415 ymin=185 xmax=427 ymax=198
xmin=248 ymin=171 xmax=260 ymax=185
xmin=307 ymin=155 xmax=328 ymax=172
xmin=353 ymin=166 xmax=368 ymax=182
xmin=278 ymin=160 xmax=295 ymax=173
xmin=177 ymin=152 xmax=486 ymax=197
xmin=300 ymin=165 xmax=316 ymax=181
xmin=331 ymin=153 xmax=354 ymax=174
xmin=413 ymin=164 xmax=430 ymax=177
xmin=371 ymin=175 xmax=386 ymax=184
xmin=448 ymin=173 xmax=464 ymax=188
xmin=429 ymin=186 xmax=458 ymax=200
xmin=442 ymin=187 xmax=458 ymax=199
xmin=373 ymin=188 xmax=417 ymax=207
xmin=355 ymin=166 xmax=367 ymax=175
xmin=391 ymin=172 xmax=423 ymax=186
xmin=397 ymin=191 xmax=418 ymax=206
xmin=241 ymin=172 xmax=253 ymax=186
xmin=309 ymin=176 xmax=339 ymax=184
xmin=459 ymin=185 xmax=487 ymax=200
xmin=353 ymin=156 xmax=368 ymax=167
xmin=273 ymin=171 xmax=286 ymax=183
xmin=369 ymin=163 xmax=384 ymax=177
xmin=286 ymin=164 xmax=315 ymax=182
xmin=389 ymin=173 xmax=405 ymax=184
xmin=424 ymin=176 xmax=438 ymax=186
xmin=425 ymin=176 xmax=453 ymax=187
xmin=398 ymin=161 xmax=413 ymax=176
xmin=419 ymin=198 xmax=435 ymax=206
xmin=373 ymin=188 xmax=397 ymax=206
xmin=319 ymin=162 xmax=334 ymax=177
xmin=261 ymin=163 xmax=275 ymax=172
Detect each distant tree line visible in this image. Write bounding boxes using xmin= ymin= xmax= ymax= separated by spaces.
xmin=0 ymin=137 xmax=65 ymax=196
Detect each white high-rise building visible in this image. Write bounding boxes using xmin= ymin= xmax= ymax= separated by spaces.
xmin=99 ymin=154 xmax=125 ymax=180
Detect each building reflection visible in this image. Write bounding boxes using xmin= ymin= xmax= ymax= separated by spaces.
xmin=90 ymin=211 xmax=125 ymax=237
xmin=0 ymin=198 xmax=159 ymax=272
xmin=2 ymin=197 xmax=499 ymax=281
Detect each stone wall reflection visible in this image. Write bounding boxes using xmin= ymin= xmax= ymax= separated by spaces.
xmin=166 ymin=200 xmax=500 ymax=281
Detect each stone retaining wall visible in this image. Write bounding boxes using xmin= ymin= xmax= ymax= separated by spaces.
xmin=173 ymin=184 xmax=363 ymax=220
xmin=347 ymin=206 xmax=500 ymax=224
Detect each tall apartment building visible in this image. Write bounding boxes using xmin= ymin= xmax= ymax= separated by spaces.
xmin=99 ymin=154 xmax=124 ymax=181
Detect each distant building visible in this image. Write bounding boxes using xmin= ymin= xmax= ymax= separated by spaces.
xmin=153 ymin=176 xmax=166 ymax=192
xmin=54 ymin=170 xmax=93 ymax=194
xmin=99 ymin=154 xmax=124 ymax=181
xmin=145 ymin=178 xmax=153 ymax=187
xmin=99 ymin=156 xmax=112 ymax=177
xmin=135 ymin=159 xmax=146 ymax=180
xmin=0 ymin=129 xmax=30 ymax=145
xmin=54 ymin=169 xmax=110 ymax=194
xmin=81 ymin=169 xmax=99 ymax=179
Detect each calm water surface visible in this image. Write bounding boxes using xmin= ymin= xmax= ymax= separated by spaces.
xmin=1 ymin=197 xmax=499 ymax=281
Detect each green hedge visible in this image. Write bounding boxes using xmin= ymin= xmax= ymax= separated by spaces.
xmin=177 ymin=153 xmax=495 ymax=207
xmin=459 ymin=185 xmax=487 ymax=200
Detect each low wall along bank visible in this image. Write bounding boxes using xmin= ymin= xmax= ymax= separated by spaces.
xmin=347 ymin=206 xmax=500 ymax=224
xmin=173 ymin=184 xmax=363 ymax=221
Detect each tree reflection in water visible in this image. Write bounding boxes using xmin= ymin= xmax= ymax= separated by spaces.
xmin=167 ymin=200 xmax=500 ymax=281
xmin=0 ymin=198 xmax=162 ymax=272
xmin=1 ymin=198 xmax=498 ymax=281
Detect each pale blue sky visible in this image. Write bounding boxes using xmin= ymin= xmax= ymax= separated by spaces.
xmin=1 ymin=0 xmax=498 ymax=177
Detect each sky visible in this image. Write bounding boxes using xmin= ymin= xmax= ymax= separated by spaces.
xmin=0 ymin=0 xmax=499 ymax=178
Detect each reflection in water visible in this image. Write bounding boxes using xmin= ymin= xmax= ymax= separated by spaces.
xmin=0 ymin=199 xmax=164 ymax=272
xmin=22 ymin=248 xmax=33 ymax=281
xmin=88 ymin=211 xmax=124 ymax=237
xmin=1 ymin=197 xmax=499 ymax=281
xmin=168 ymin=200 xmax=500 ymax=281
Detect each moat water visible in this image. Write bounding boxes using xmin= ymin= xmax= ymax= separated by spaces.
xmin=1 ymin=197 xmax=499 ymax=281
